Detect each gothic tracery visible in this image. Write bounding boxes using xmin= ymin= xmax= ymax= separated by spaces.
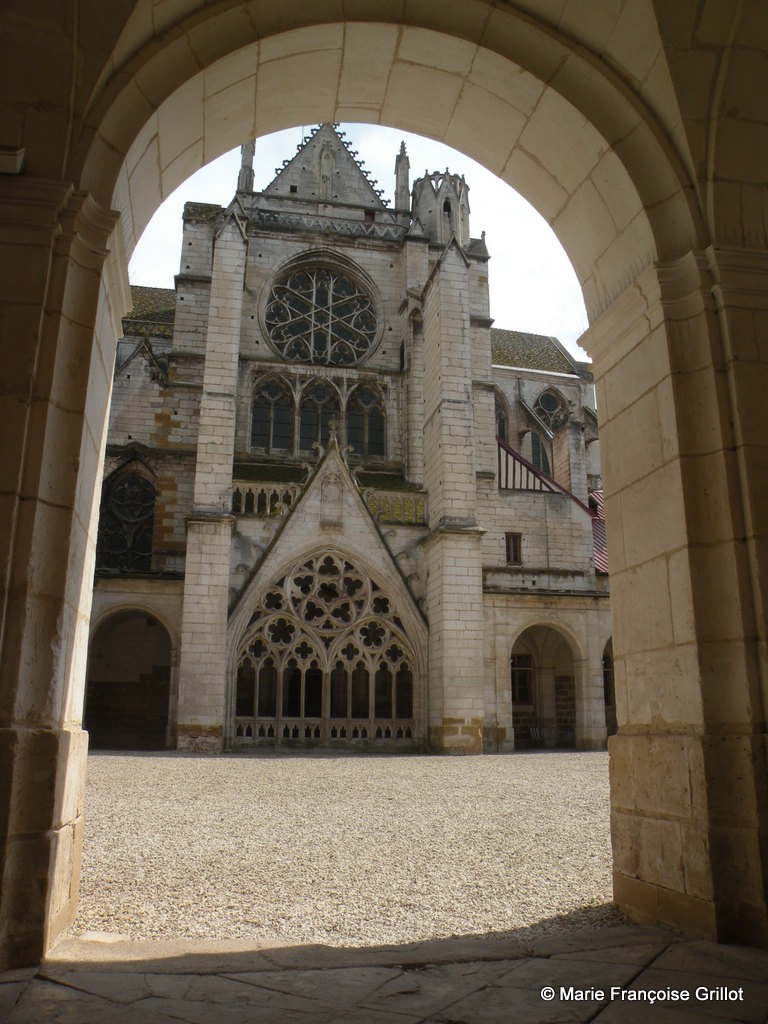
xmin=265 ymin=265 xmax=378 ymax=366
xmin=234 ymin=552 xmax=416 ymax=742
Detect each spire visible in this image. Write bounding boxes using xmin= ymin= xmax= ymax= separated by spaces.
xmin=237 ymin=139 xmax=255 ymax=193
xmin=395 ymin=140 xmax=410 ymax=213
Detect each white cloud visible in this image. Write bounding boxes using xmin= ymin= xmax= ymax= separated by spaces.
xmin=129 ymin=124 xmax=589 ymax=359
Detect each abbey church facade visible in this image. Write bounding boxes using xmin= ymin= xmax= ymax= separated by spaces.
xmin=87 ymin=124 xmax=612 ymax=754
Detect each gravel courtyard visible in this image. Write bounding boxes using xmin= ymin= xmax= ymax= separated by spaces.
xmin=74 ymin=751 xmax=618 ymax=948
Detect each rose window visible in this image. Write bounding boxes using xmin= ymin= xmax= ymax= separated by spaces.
xmin=265 ymin=266 xmax=378 ymax=366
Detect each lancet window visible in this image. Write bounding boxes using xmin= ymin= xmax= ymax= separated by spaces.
xmin=495 ymin=395 xmax=508 ymax=442
xmin=251 ymin=378 xmax=294 ymax=452
xmin=299 ymin=380 xmax=340 ymax=453
xmin=530 ymin=431 xmax=551 ymax=475
xmin=347 ymin=385 xmax=385 ymax=457
xmin=234 ymin=552 xmax=417 ymax=744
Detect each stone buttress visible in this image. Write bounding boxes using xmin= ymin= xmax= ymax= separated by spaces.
xmin=421 ymin=241 xmax=486 ymax=752
xmin=177 ymin=214 xmax=246 ymax=751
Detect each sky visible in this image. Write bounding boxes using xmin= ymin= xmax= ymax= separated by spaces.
xmin=129 ymin=124 xmax=589 ymax=360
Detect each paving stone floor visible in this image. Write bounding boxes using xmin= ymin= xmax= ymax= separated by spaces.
xmin=3 ymin=923 xmax=767 ymax=1023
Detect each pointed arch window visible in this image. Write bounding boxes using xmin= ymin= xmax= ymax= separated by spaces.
xmin=299 ymin=380 xmax=339 ymax=453
xmin=495 ymin=396 xmax=508 ymax=442
xmin=233 ymin=552 xmax=419 ymax=745
xmin=251 ymin=377 xmax=294 ymax=452
xmin=96 ymin=470 xmax=156 ymax=572
xmin=347 ymin=385 xmax=385 ymax=457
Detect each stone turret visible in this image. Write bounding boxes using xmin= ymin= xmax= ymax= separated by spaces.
xmin=411 ymin=169 xmax=470 ymax=246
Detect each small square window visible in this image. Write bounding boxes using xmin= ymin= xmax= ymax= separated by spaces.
xmin=289 ymin=184 xmax=298 ymax=194
xmin=506 ymin=532 xmax=522 ymax=564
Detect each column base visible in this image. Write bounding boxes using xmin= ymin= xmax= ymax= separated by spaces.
xmin=610 ymin=730 xmax=768 ymax=946
xmin=0 ymin=725 xmax=88 ymax=969
xmin=176 ymin=724 xmax=223 ymax=753
xmin=429 ymin=720 xmax=483 ymax=753
xmin=613 ymin=872 xmax=717 ymax=939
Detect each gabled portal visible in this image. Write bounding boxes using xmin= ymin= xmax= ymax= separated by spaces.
xmin=226 ymin=437 xmax=428 ymax=748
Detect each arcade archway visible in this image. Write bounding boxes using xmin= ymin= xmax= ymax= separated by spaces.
xmin=85 ymin=611 xmax=173 ymax=750
xmin=2 ymin=1 xmax=766 ymax=965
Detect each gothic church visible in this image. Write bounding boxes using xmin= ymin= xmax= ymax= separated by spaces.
xmin=87 ymin=124 xmax=612 ymax=754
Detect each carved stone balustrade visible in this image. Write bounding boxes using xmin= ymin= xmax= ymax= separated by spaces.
xmin=365 ymin=490 xmax=427 ymax=525
xmin=231 ymin=481 xmax=301 ymax=516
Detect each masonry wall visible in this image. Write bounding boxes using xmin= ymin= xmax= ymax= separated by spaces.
xmin=477 ymin=477 xmax=595 ymax=575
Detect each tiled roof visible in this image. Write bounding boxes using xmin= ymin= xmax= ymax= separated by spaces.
xmin=491 ymin=328 xmax=575 ymax=373
xmin=122 ymin=285 xmax=176 ymax=339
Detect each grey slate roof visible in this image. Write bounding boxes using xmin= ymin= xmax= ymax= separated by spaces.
xmin=122 ymin=285 xmax=176 ymax=339
xmin=490 ymin=328 xmax=575 ymax=373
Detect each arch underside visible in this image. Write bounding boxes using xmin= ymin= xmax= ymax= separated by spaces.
xmin=75 ymin=7 xmax=706 ymax=332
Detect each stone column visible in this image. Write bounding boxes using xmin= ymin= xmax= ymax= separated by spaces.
xmin=586 ymin=252 xmax=768 ymax=944
xmin=573 ymin=653 xmax=606 ymax=750
xmin=422 ymin=243 xmax=485 ymax=752
xmin=177 ymin=217 xmax=246 ymax=751
xmin=0 ymin=179 xmax=123 ymax=968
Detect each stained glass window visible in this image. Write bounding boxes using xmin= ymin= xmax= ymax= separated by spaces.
xmin=347 ymin=385 xmax=385 ymax=457
xmin=299 ymin=380 xmax=339 ymax=452
xmin=96 ymin=472 xmax=156 ymax=572
xmin=265 ymin=266 xmax=377 ymax=366
xmin=251 ymin=378 xmax=294 ymax=451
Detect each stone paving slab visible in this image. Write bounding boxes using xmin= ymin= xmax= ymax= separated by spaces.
xmin=614 ymin=967 xmax=768 ymax=1022
xmin=359 ymin=960 xmax=517 ymax=1017
xmin=222 ymin=965 xmax=401 ymax=1011
xmin=2 ymin=925 xmax=767 ymax=1024
xmin=651 ymin=939 xmax=768 ymax=982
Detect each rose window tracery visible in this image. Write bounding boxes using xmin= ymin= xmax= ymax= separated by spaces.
xmin=265 ymin=266 xmax=378 ymax=366
xmin=534 ymin=390 xmax=568 ymax=430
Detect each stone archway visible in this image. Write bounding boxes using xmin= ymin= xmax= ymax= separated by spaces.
xmin=2 ymin=0 xmax=767 ymax=965
xmin=509 ymin=622 xmax=593 ymax=750
xmin=85 ymin=610 xmax=173 ymax=750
